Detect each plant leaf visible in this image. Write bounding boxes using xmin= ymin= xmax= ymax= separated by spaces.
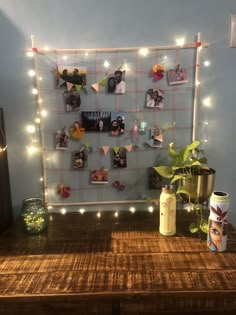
xmin=176 ymin=186 xmax=192 ymax=196
xmin=170 ymin=175 xmax=184 ymax=183
xmin=199 ymin=220 xmax=208 ymax=234
xmin=168 ymin=142 xmax=178 ymax=158
xmin=189 ymin=222 xmax=199 ymax=233
xmin=153 ymin=166 xmax=173 ymax=178
xmin=188 ymin=140 xmax=201 ymax=151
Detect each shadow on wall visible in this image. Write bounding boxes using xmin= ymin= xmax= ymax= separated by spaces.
xmin=0 ymin=10 xmax=42 ymax=220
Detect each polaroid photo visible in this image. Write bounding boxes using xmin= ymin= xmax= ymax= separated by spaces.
xmin=72 ymin=146 xmax=88 ymax=169
xmin=146 ymin=88 xmax=164 ymax=108
xmin=57 ymin=66 xmax=87 ymax=87
xmin=81 ymin=111 xmax=112 ymax=132
xmin=113 ymin=147 xmax=127 ymax=168
xmin=110 ymin=112 xmax=125 ymax=136
xmin=91 ymin=168 xmax=109 ymax=184
xmin=107 ymin=70 xmax=126 ymax=94
xmin=55 ymin=127 xmax=69 ymax=150
xmin=167 ymin=68 xmax=188 ymax=85
xmin=64 ymin=90 xmax=81 ymax=112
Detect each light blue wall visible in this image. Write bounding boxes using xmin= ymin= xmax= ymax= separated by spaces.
xmin=1 ymin=0 xmax=236 ymax=226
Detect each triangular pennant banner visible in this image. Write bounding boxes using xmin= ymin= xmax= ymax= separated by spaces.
xmin=125 ymin=144 xmax=133 ymax=152
xmin=99 ymin=77 xmax=108 ymax=87
xmin=113 ymin=146 xmax=120 ymax=154
xmin=75 ymin=84 xmax=82 ymax=92
xmin=102 ymin=146 xmax=110 ymax=155
xmin=58 ymin=77 xmax=65 ymax=87
xmin=91 ymin=82 xmax=99 ymax=92
xmin=154 ymin=134 xmax=163 ymax=142
xmin=66 ymin=82 xmax=74 ymax=91
xmin=152 ymin=199 xmax=159 ymax=206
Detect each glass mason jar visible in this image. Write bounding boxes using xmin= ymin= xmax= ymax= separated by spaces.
xmin=21 ymin=198 xmax=48 ymax=234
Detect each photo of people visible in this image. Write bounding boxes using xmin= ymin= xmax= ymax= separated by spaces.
xmin=207 ymin=220 xmax=228 ymax=252
xmin=72 ymin=146 xmax=88 ymax=169
xmin=111 ymin=112 xmax=125 ymax=136
xmin=113 ymin=147 xmax=127 ymax=168
xmin=107 ymin=70 xmax=126 ymax=94
xmin=55 ymin=127 xmax=69 ymax=150
xmin=167 ymin=67 xmax=188 ymax=85
xmin=64 ymin=90 xmax=81 ymax=112
xmin=57 ymin=66 xmax=87 ymax=87
xmin=91 ymin=168 xmax=109 ymax=184
xmin=81 ymin=111 xmax=112 ymax=132
xmin=146 ymin=88 xmax=165 ymax=108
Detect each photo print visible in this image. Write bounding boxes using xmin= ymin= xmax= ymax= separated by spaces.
xmin=111 ymin=112 xmax=125 ymax=136
xmin=91 ymin=168 xmax=109 ymax=184
xmin=57 ymin=66 xmax=87 ymax=87
xmin=146 ymin=88 xmax=165 ymax=108
xmin=55 ymin=127 xmax=69 ymax=150
xmin=146 ymin=128 xmax=163 ymax=148
xmin=64 ymin=90 xmax=81 ymax=112
xmin=149 ymin=167 xmax=162 ymax=190
xmin=72 ymin=145 xmax=88 ymax=169
xmin=81 ymin=111 xmax=112 ymax=132
xmin=167 ymin=66 xmax=188 ymax=85
xmin=107 ymin=70 xmax=126 ymax=94
xmin=113 ymin=147 xmax=127 ymax=168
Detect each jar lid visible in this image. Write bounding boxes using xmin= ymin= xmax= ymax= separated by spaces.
xmin=162 ymin=184 xmax=174 ymax=194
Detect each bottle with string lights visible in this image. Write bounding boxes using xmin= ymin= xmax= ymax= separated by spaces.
xmin=159 ymin=185 xmax=176 ymax=236
xmin=21 ymin=198 xmax=48 ymax=234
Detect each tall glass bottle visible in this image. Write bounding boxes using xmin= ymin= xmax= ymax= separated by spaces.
xmin=159 ymin=185 xmax=176 ymax=236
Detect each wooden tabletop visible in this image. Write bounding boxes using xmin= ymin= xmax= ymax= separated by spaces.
xmin=0 ymin=210 xmax=235 ymax=315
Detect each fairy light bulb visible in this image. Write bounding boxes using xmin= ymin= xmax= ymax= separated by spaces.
xmin=204 ymin=60 xmax=210 ymax=67
xmin=32 ymin=88 xmax=38 ymax=95
xmin=61 ymin=208 xmax=67 ymax=215
xmin=63 ymin=55 xmax=67 ymax=60
xmin=28 ymin=70 xmax=36 ymax=77
xmin=203 ymin=97 xmax=211 ymax=107
xmin=103 ymin=60 xmax=109 ymax=68
xmin=148 ymin=206 xmax=154 ymax=213
xmin=176 ymin=37 xmax=185 ymax=47
xmin=139 ymin=48 xmax=148 ymax=56
xmin=79 ymin=208 xmax=85 ymax=214
xmin=40 ymin=110 xmax=47 ymax=117
xmin=43 ymin=45 xmax=49 ymax=51
xmin=114 ymin=211 xmax=119 ymax=218
xmin=26 ymin=125 xmax=36 ymax=133
xmin=26 ymin=51 xmax=34 ymax=57
xmin=35 ymin=117 xmax=40 ymax=124
xmin=39 ymin=177 xmax=43 ymax=182
xmin=97 ymin=211 xmax=101 ymax=218
xmin=129 ymin=207 xmax=136 ymax=214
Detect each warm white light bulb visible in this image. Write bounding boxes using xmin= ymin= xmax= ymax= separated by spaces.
xmin=44 ymin=45 xmax=49 ymax=51
xmin=32 ymin=88 xmax=38 ymax=95
xmin=35 ymin=117 xmax=40 ymax=124
xmin=176 ymin=37 xmax=185 ymax=46
xmin=204 ymin=60 xmax=210 ymax=67
xmin=39 ymin=177 xmax=43 ymax=182
xmin=28 ymin=70 xmax=36 ymax=77
xmin=79 ymin=208 xmax=85 ymax=214
xmin=26 ymin=125 xmax=36 ymax=133
xmin=148 ymin=206 xmax=154 ymax=213
xmin=97 ymin=211 xmax=101 ymax=218
xmin=139 ymin=48 xmax=148 ymax=56
xmin=61 ymin=208 xmax=67 ymax=215
xmin=103 ymin=60 xmax=110 ymax=68
xmin=26 ymin=51 xmax=34 ymax=57
xmin=203 ymin=97 xmax=211 ymax=107
xmin=41 ymin=110 xmax=47 ymax=117
xmin=129 ymin=207 xmax=136 ymax=214
xmin=26 ymin=145 xmax=38 ymax=155
xmin=63 ymin=55 xmax=67 ymax=60
xmin=114 ymin=211 xmax=119 ymax=218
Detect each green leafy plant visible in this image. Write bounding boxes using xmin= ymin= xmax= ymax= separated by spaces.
xmin=153 ymin=140 xmax=213 ymax=234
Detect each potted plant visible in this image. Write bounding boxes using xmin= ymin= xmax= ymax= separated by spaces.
xmin=153 ymin=140 xmax=215 ymax=234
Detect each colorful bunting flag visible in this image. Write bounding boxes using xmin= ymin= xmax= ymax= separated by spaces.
xmin=91 ymin=82 xmax=99 ymax=92
xmin=102 ymin=146 xmax=110 ymax=155
xmin=113 ymin=146 xmax=120 ymax=154
xmin=125 ymin=144 xmax=133 ymax=152
xmin=66 ymin=82 xmax=74 ymax=91
xmin=75 ymin=84 xmax=82 ymax=92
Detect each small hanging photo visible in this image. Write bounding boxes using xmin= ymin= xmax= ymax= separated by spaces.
xmin=167 ymin=67 xmax=188 ymax=85
xmin=113 ymin=147 xmax=127 ymax=168
xmin=146 ymin=88 xmax=164 ymax=108
xmin=91 ymin=168 xmax=109 ymax=184
xmin=72 ymin=146 xmax=88 ymax=169
xmin=64 ymin=90 xmax=81 ymax=112
xmin=55 ymin=127 xmax=69 ymax=150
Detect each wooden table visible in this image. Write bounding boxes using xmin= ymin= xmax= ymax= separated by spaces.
xmin=0 ymin=211 xmax=235 ymax=314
